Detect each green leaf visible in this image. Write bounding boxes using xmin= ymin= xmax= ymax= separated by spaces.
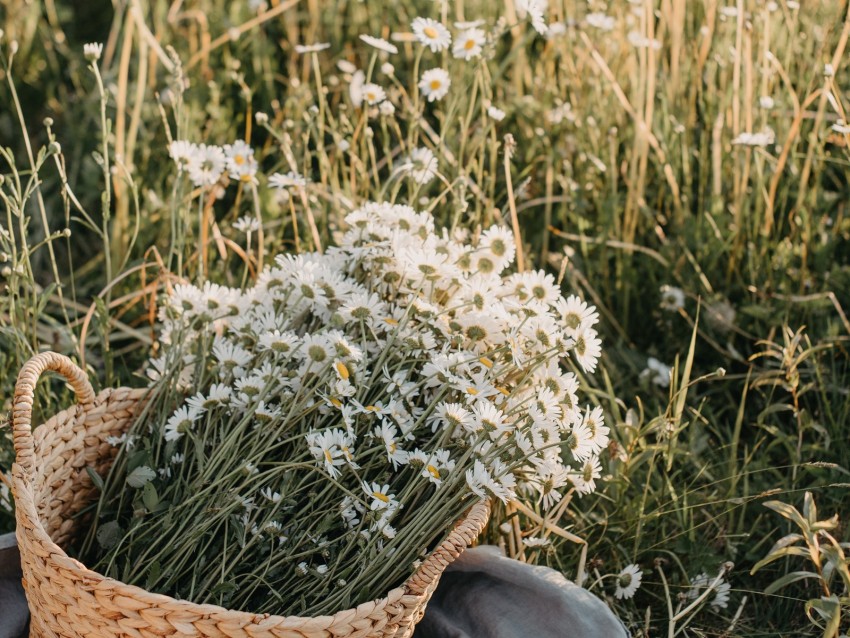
xmin=764 ymin=571 xmax=822 ymax=595
xmin=805 ymin=596 xmax=841 ymax=638
xmin=85 ymin=466 xmax=104 ymax=492
xmin=127 ymin=466 xmax=156 ymax=488
xmin=145 ymin=560 xmax=162 ymax=590
xmin=751 ymin=546 xmax=812 ymax=574
xmin=142 ymin=481 xmax=159 ymax=511
xmin=96 ymin=521 xmax=122 ymax=550
xmin=764 ymin=500 xmax=809 ymax=533
xmin=804 ymin=491 xmax=817 ymax=526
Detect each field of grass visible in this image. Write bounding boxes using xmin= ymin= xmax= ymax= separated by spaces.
xmin=2 ymin=0 xmax=850 ymax=635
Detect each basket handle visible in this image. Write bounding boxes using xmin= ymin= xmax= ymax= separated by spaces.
xmin=12 ymin=352 xmax=96 ymax=476
xmin=405 ymin=499 xmax=491 ymax=596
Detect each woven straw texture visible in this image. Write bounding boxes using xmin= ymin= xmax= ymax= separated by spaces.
xmin=12 ymin=352 xmax=491 ymax=638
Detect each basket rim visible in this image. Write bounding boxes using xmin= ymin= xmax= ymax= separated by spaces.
xmin=13 ymin=386 xmax=491 ymax=627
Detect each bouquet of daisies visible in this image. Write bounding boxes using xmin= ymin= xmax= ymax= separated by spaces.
xmin=80 ymin=201 xmax=605 ymax=617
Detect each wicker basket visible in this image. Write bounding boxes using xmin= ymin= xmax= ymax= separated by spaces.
xmin=11 ymin=352 xmax=490 ymax=638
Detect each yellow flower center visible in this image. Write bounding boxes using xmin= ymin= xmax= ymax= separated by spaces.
xmin=234 ymin=155 xmax=245 ymax=165
xmin=427 ymin=465 xmax=440 ymax=479
xmin=479 ymin=356 xmax=494 ymax=368
xmin=464 ymin=39 xmax=476 ymax=50
xmin=430 ymin=80 xmax=442 ymax=90
xmin=335 ymin=361 xmax=350 ymax=380
xmin=373 ymin=491 xmax=390 ymax=503
xmin=324 ymin=450 xmax=333 ymax=462
xmin=384 ymin=317 xmax=399 ymax=326
xmin=466 ymin=387 xmax=478 ymax=395
xmin=330 ymin=397 xmax=342 ymax=408
xmin=424 ymin=27 xmax=438 ymax=39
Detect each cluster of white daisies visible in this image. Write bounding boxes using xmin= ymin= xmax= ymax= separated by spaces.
xmin=95 ymin=200 xmax=606 ymax=614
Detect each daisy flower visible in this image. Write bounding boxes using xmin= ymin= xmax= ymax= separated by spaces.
xmin=419 ymin=68 xmax=451 ymax=102
xmin=404 ymin=147 xmax=439 ymax=185
xmin=84 ymin=42 xmax=103 ymax=62
xmin=269 ymin=171 xmax=309 ymax=191
xmin=586 ymin=12 xmax=615 ymax=31
xmin=522 ymin=536 xmax=551 ymax=548
xmin=487 ymin=105 xmax=506 ymax=121
xmin=515 ymin=0 xmax=548 ymax=35
xmin=571 ymin=456 xmax=601 ymax=495
xmin=614 ymin=564 xmax=642 ymax=600
xmin=360 ymin=82 xmax=386 ymax=105
xmin=164 ymin=405 xmax=202 ymax=442
xmin=411 ymin=17 xmax=452 ymax=52
xmin=453 ymin=28 xmax=485 ymax=60
xmin=233 ymin=216 xmax=260 ymax=234
xmin=294 ymin=42 xmax=331 ymax=54
xmin=465 ymin=460 xmax=493 ymax=500
xmin=187 ymin=144 xmax=226 ymax=187
xmin=169 ymin=140 xmax=197 ymax=172
xmin=362 ymin=481 xmax=398 ymax=511
xmin=306 ymin=429 xmax=347 ymax=478
xmin=659 ymin=284 xmax=685 ymax=312
xmin=225 ymin=141 xmax=258 ymax=184
xmin=571 ymin=327 xmax=602 ymax=373
xmin=360 ymin=34 xmax=398 ymax=54
xmin=641 ymin=357 xmax=672 ymax=388
xmin=555 ymin=294 xmax=599 ymax=333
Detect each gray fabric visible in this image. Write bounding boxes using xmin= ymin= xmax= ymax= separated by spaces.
xmin=0 ymin=533 xmax=28 ymax=638
xmin=414 ymin=546 xmax=629 ymax=638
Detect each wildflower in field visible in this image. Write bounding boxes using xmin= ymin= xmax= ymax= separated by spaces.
xmin=164 ymin=405 xmax=202 ymax=442
xmin=614 ymin=564 xmax=642 ymax=600
xmin=360 ymin=82 xmax=387 ymax=105
xmin=522 ymin=536 xmax=551 ymax=548
xmin=571 ymin=327 xmax=602 ymax=373
xmin=404 ymin=147 xmax=439 ymax=185
xmin=759 ymin=96 xmax=775 ymax=109
xmin=233 ymin=216 xmax=260 ymax=234
xmin=515 ymin=0 xmax=548 ymax=35
xmin=349 ymin=70 xmax=365 ymax=107
xmin=571 ymin=456 xmax=601 ymax=495
xmin=487 ymin=105 xmax=506 ymax=121
xmin=411 ymin=17 xmax=452 ymax=52
xmin=225 ymin=141 xmax=258 ymax=184
xmin=360 ymin=34 xmax=398 ymax=54
xmin=585 ymin=12 xmax=615 ymax=31
xmin=294 ymin=42 xmax=331 ymax=54
xmin=83 ymin=42 xmax=103 ymax=62
xmin=269 ymin=171 xmax=309 ymax=191
xmin=419 ymin=68 xmax=451 ymax=102
xmin=168 ymin=140 xmax=197 ymax=172
xmin=545 ymin=22 xmax=567 ymax=39
xmin=379 ymin=101 xmax=395 ymax=116
xmin=659 ymin=284 xmax=685 ymax=312
xmin=187 ymin=144 xmax=226 ymax=188
xmin=731 ymin=127 xmax=775 ymax=147
xmin=641 ymin=357 xmax=672 ymax=388
xmin=627 ymin=31 xmax=662 ymax=50
xmin=688 ymin=572 xmax=731 ymax=609
xmin=453 ymin=28 xmax=485 ymax=60
xmin=363 ymin=481 xmax=398 ymax=511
